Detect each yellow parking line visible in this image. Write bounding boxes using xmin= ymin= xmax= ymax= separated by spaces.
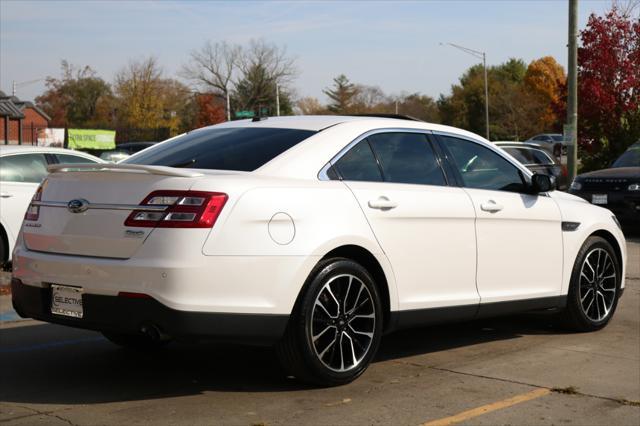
xmin=422 ymin=388 xmax=551 ymax=426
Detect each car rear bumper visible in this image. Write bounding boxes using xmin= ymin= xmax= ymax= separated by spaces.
xmin=11 ymin=278 xmax=289 ymax=345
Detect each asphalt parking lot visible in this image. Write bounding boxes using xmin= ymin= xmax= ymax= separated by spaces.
xmin=0 ymin=238 xmax=638 ymax=426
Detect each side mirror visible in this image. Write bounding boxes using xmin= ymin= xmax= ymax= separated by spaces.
xmin=531 ymin=173 xmax=555 ymax=193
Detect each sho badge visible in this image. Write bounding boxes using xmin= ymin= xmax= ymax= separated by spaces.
xmin=67 ymin=199 xmax=89 ymax=214
xmin=124 ymin=230 xmax=145 ymax=238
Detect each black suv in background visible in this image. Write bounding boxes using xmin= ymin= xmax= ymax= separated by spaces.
xmin=569 ymin=142 xmax=640 ymax=231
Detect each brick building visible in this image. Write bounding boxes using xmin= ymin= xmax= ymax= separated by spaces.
xmin=0 ymin=91 xmax=50 ymax=145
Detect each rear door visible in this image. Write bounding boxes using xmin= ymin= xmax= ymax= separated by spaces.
xmin=334 ymin=131 xmax=479 ymax=315
xmin=437 ymin=135 xmax=563 ymax=304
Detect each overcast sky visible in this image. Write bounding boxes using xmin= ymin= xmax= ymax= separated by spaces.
xmin=1 ymin=0 xmax=611 ymax=103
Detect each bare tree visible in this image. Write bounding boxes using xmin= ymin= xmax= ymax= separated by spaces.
xmin=237 ymin=39 xmax=298 ymax=87
xmin=181 ymin=41 xmax=241 ymax=99
xmin=612 ymin=0 xmax=640 ymax=18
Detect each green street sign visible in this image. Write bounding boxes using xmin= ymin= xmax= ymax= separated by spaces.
xmin=235 ymin=110 xmax=254 ymax=118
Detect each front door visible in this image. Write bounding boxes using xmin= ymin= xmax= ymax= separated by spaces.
xmin=438 ymin=135 xmax=563 ymax=303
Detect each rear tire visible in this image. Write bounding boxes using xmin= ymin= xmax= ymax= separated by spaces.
xmin=276 ymin=258 xmax=383 ymax=386
xmin=102 ymin=331 xmax=170 ymax=350
xmin=559 ymin=236 xmax=621 ymax=331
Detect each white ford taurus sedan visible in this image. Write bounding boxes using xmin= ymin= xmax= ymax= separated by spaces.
xmin=11 ymin=116 xmax=626 ymax=385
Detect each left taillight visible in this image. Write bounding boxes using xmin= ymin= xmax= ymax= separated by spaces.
xmin=24 ymin=184 xmax=43 ymax=221
xmin=124 ymin=190 xmax=228 ymax=228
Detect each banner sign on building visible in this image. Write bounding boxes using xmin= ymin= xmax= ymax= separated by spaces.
xmin=68 ymin=129 xmax=116 ymax=150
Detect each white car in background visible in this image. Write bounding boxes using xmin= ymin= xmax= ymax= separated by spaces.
xmin=0 ymin=146 xmax=102 ymax=264
xmin=11 ymin=116 xmax=626 ymax=385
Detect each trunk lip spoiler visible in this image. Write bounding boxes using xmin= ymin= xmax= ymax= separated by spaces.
xmin=47 ymin=163 xmax=204 ymax=178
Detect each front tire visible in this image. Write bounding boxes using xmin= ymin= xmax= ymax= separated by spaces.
xmin=277 ymin=258 xmax=383 ymax=386
xmin=560 ymin=236 xmax=621 ymax=331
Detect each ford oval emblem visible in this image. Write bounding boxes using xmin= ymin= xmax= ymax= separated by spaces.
xmin=67 ymin=198 xmax=89 ymax=214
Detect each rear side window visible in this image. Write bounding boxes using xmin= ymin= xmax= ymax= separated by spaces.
xmin=334 ymin=140 xmax=383 ymax=182
xmin=56 ymin=154 xmax=99 ymax=164
xmin=124 ymin=127 xmax=316 ymax=171
xmin=0 ymin=154 xmax=49 ymax=183
xmin=368 ymin=132 xmax=446 ymax=186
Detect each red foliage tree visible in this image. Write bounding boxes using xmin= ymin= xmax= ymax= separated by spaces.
xmin=577 ymin=8 xmax=640 ymax=170
xmin=195 ymin=93 xmax=226 ymax=128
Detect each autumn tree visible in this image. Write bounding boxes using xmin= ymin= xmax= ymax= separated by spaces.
xmin=296 ymin=97 xmax=327 ymax=115
xmin=524 ymin=56 xmax=566 ymax=131
xmin=115 ymin=56 xmax=193 ymax=138
xmin=323 ymin=75 xmax=358 ymax=114
xmin=35 ymin=61 xmax=113 ymax=128
xmin=194 ymin=93 xmax=226 ymax=127
xmin=394 ymin=93 xmax=440 ymax=122
xmin=439 ymin=58 xmax=563 ymax=140
xmin=576 ymin=7 xmax=640 ymax=170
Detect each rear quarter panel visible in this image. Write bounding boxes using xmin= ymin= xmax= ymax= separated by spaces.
xmin=192 ymin=177 xmax=399 ymax=312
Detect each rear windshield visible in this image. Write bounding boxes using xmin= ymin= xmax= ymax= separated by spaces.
xmin=503 ymin=147 xmax=553 ymax=165
xmin=124 ymin=127 xmax=316 ymax=171
xmin=550 ymin=135 xmax=564 ymax=142
xmin=612 ymin=144 xmax=640 ymax=168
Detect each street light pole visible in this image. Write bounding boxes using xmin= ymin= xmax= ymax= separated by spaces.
xmin=441 ymin=42 xmax=490 ymax=140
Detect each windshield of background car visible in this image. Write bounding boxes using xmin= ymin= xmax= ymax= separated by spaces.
xmin=124 ymin=127 xmax=316 ymax=171
xmin=551 ymin=135 xmax=564 ymax=142
xmin=611 ymin=144 xmax=640 ymax=168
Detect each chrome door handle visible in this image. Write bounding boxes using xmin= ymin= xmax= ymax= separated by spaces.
xmin=0 ymin=193 xmax=13 ymax=198
xmin=480 ymin=200 xmax=503 ymax=213
xmin=368 ymin=196 xmax=398 ymax=210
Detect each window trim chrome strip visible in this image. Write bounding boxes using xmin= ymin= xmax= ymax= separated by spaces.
xmin=31 ymin=201 xmax=169 ymax=212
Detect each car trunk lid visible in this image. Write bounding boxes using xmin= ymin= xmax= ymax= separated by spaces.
xmin=22 ymin=164 xmax=205 ymax=259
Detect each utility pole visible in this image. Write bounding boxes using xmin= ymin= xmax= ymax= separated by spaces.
xmin=566 ymin=0 xmax=579 ymax=179
xmin=440 ymin=43 xmax=490 ymax=140
xmin=226 ymin=92 xmax=231 ymax=121
xmin=11 ymin=78 xmax=44 ymax=97
xmin=482 ymin=52 xmax=489 ymax=141
xmin=276 ymin=83 xmax=280 ymax=116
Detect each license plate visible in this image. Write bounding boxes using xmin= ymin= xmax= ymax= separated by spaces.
xmin=51 ymin=285 xmax=83 ymax=318
xmin=592 ymin=194 xmax=608 ymax=205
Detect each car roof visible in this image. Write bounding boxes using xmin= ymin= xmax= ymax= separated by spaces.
xmin=197 ymin=115 xmax=486 ymax=140
xmin=0 ymin=145 xmax=103 ymax=160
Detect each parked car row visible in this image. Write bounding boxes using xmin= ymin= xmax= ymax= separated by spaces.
xmin=8 ymin=116 xmax=627 ymax=386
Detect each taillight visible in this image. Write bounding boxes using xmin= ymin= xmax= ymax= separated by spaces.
xmin=124 ymin=190 xmax=227 ymax=228
xmin=24 ymin=185 xmax=43 ymax=221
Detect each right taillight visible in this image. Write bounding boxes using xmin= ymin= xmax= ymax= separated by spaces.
xmin=24 ymin=184 xmax=43 ymax=221
xmin=125 ymin=190 xmax=228 ymax=228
